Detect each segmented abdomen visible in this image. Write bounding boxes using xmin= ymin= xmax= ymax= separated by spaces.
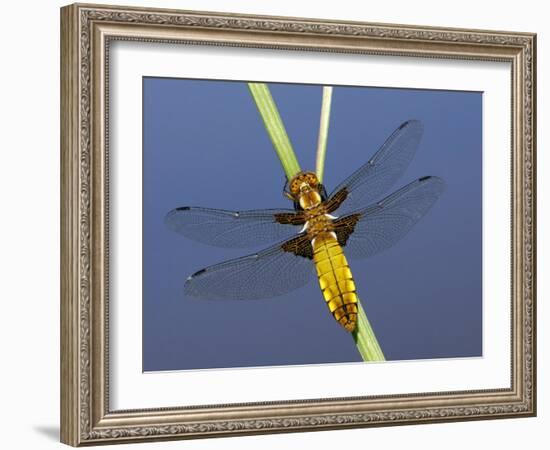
xmin=312 ymin=231 xmax=358 ymax=332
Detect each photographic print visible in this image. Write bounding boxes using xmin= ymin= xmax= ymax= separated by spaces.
xmin=61 ymin=4 xmax=535 ymax=445
xmin=143 ymin=78 xmax=482 ymax=372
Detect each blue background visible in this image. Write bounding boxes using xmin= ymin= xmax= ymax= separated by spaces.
xmin=142 ymin=78 xmax=482 ymax=371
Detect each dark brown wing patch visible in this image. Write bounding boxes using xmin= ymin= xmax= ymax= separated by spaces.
xmin=333 ymin=214 xmax=361 ymax=247
xmin=274 ymin=212 xmax=307 ymax=225
xmin=325 ymin=188 xmax=349 ymax=214
xmin=281 ymin=234 xmax=313 ymax=259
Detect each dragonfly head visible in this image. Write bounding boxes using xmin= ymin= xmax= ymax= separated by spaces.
xmin=284 ymin=171 xmax=322 ymax=210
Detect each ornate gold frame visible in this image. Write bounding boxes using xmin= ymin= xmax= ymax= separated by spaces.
xmin=60 ymin=3 xmax=536 ymax=446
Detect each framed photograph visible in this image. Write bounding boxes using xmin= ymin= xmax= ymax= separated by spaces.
xmin=60 ymin=3 xmax=536 ymax=446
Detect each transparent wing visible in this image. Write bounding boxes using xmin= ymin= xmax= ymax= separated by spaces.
xmin=184 ymin=235 xmax=314 ymax=300
xmin=329 ymin=120 xmax=424 ymax=216
xmin=334 ymin=176 xmax=445 ymax=259
xmin=165 ymin=206 xmax=305 ymax=248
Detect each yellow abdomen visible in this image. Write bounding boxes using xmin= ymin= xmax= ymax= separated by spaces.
xmin=312 ymin=232 xmax=358 ymax=332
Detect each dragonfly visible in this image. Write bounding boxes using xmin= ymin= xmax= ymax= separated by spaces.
xmin=165 ymin=120 xmax=444 ymax=332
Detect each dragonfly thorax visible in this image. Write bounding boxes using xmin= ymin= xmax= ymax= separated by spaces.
xmin=305 ymin=214 xmax=335 ymax=238
xmin=299 ymin=187 xmax=322 ymax=210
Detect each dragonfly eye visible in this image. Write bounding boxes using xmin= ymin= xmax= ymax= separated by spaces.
xmin=282 ymin=177 xmax=297 ymax=201
xmin=283 ymin=171 xmax=322 ymax=206
xmin=288 ymin=171 xmax=319 ymax=193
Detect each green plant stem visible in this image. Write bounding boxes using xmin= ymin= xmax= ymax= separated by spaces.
xmin=248 ymin=83 xmax=301 ymax=179
xmin=314 ymin=86 xmax=385 ymax=362
xmin=249 ymin=82 xmax=385 ymax=361
xmin=353 ymin=302 xmax=385 ymax=361
xmin=315 ymin=86 xmax=333 ymax=183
